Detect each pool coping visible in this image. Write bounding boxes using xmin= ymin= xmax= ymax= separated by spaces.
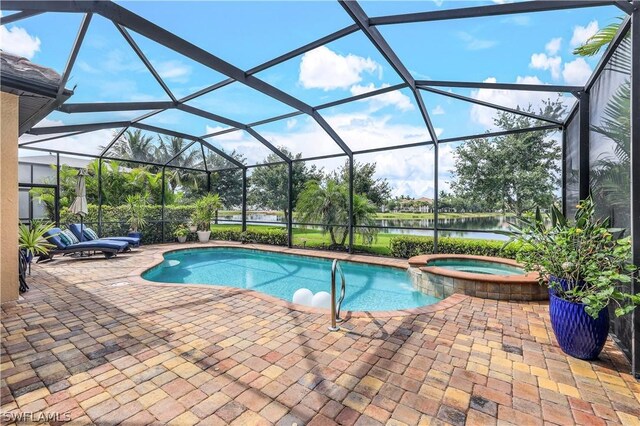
xmin=407 ymin=254 xmax=540 ymax=285
xmin=127 ymin=241 xmax=467 ymax=318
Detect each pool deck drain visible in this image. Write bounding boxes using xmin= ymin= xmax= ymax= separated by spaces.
xmin=1 ymin=241 xmax=639 ymax=425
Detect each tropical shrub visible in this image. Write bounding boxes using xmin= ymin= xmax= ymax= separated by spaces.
xmin=19 ymin=222 xmax=56 ymax=259
xmin=210 ymin=227 xmax=287 ymax=246
xmin=125 ymin=194 xmax=148 ymax=232
xmin=508 ymin=198 xmax=639 ymax=318
xmin=389 ymin=235 xmax=522 ymax=259
xmin=60 ymin=204 xmax=195 ymax=245
xmin=192 ymin=194 xmax=222 ymax=231
xmin=174 ymin=224 xmax=190 ymax=238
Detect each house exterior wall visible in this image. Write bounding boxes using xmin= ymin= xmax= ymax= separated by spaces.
xmin=1 ymin=92 xmax=20 ymax=303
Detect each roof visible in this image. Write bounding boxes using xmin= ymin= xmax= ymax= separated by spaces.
xmin=18 ymin=154 xmax=91 ymax=169
xmin=0 ymin=51 xmax=73 ymax=135
xmin=2 ymin=1 xmax=624 ymax=168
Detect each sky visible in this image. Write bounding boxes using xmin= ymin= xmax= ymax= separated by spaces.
xmin=5 ymin=0 xmax=620 ymax=198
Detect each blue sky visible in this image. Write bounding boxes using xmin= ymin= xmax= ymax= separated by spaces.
xmin=6 ymin=1 xmax=620 ymax=197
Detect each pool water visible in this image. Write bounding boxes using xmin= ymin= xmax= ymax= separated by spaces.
xmin=428 ymin=259 xmax=524 ymax=276
xmin=143 ymin=248 xmax=440 ymax=311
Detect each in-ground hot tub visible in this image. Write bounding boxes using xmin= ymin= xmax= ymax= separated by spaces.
xmin=407 ymin=254 xmax=546 ymax=301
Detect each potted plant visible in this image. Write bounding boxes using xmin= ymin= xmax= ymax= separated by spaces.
xmin=126 ymin=194 xmax=148 ymax=241
xmin=19 ymin=222 xmax=56 ymax=265
xmin=192 ymin=193 xmax=222 ymax=243
xmin=174 ymin=224 xmax=189 ymax=243
xmin=188 ymin=223 xmax=197 ymax=233
xmin=508 ymin=198 xmax=639 ymax=360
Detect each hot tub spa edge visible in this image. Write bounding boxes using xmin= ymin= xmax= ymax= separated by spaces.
xmin=407 ymin=254 xmax=547 ymax=301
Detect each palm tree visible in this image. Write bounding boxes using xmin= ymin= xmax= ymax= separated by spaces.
xmin=108 ymin=129 xmax=157 ymax=164
xmin=297 ymin=179 xmax=347 ymax=246
xmin=351 ymin=192 xmax=379 ymax=246
xmin=296 ymin=179 xmax=379 ymax=247
xmin=574 ymin=19 xmax=631 ymax=222
xmin=158 ymin=136 xmax=202 ymax=191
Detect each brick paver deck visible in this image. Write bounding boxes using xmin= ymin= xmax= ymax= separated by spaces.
xmin=2 ymin=242 xmax=639 ymax=425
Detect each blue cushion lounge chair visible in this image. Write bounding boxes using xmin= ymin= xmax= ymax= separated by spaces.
xmin=69 ymin=224 xmax=141 ymax=248
xmin=39 ymin=228 xmax=129 ymax=262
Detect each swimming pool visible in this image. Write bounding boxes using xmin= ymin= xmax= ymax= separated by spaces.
xmin=142 ymin=248 xmax=440 ymax=311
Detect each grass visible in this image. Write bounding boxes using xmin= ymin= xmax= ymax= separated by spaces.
xmin=211 ymin=224 xmax=396 ymax=256
xmin=218 ymin=210 xmax=509 ymax=221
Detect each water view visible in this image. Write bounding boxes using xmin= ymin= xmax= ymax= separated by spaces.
xmin=217 ymin=213 xmax=513 ymax=240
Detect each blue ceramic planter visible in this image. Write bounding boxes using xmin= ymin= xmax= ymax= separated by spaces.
xmin=548 ymin=283 xmax=609 ymax=360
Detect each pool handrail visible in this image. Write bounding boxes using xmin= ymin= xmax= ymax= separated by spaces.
xmin=329 ymin=259 xmax=346 ymax=331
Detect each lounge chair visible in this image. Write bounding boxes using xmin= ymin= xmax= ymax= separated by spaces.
xmin=38 ymin=228 xmax=129 ymax=262
xmin=69 ymin=224 xmax=141 ymax=247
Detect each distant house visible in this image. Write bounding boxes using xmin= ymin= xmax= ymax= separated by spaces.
xmin=394 ymin=197 xmax=434 ymax=213
xmin=18 ymin=154 xmax=91 ymax=223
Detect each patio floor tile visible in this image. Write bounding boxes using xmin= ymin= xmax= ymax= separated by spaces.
xmin=1 ymin=241 xmax=639 ymax=425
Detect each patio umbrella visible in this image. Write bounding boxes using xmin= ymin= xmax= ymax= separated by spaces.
xmin=69 ymin=169 xmax=88 ymax=241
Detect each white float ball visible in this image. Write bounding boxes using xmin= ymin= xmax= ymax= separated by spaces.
xmin=293 ymin=288 xmax=314 ymax=306
xmin=311 ymin=291 xmax=332 ymax=309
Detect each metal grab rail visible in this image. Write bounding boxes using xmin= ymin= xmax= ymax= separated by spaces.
xmin=329 ymin=259 xmax=346 ymax=331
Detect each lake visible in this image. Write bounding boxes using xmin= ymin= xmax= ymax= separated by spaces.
xmin=217 ymin=213 xmax=513 ymax=240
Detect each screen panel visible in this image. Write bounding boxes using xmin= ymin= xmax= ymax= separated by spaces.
xmin=565 ymin=112 xmax=580 ymax=219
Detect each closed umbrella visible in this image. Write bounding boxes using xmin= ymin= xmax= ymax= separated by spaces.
xmin=69 ymin=169 xmax=88 ymax=242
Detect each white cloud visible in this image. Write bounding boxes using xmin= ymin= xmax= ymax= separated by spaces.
xmin=470 ymin=76 xmax=569 ymax=128
xmin=571 ymin=20 xmax=599 ymax=47
xmin=286 ymin=119 xmax=297 ymax=130
xmin=367 ymin=148 xmax=437 ymax=198
xmin=545 ymin=37 xmax=562 ymax=55
xmin=299 ymin=46 xmax=380 ymax=91
xmin=324 ymin=112 xmax=439 ymax=152
xmin=153 ymin=60 xmax=191 ymax=83
xmin=0 ymin=22 xmax=41 ymax=59
xmin=349 ymin=83 xmax=414 ymax=112
xmin=19 ymin=120 xmax=115 ymax=156
xmin=360 ymin=141 xmax=458 ymax=198
xmin=205 ymin=126 xmax=241 ymax=139
xmin=529 ymin=53 xmax=562 ymax=80
xmin=457 ymin=32 xmax=497 ymax=50
xmin=432 ymin=105 xmax=445 ymax=115
xmin=205 ymin=128 xmax=275 ymax=165
xmin=562 ymin=58 xmax=592 ymax=85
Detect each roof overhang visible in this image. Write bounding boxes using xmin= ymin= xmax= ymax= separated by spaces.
xmin=0 ymin=52 xmax=73 ymax=136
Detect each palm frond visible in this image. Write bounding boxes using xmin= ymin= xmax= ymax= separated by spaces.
xmin=573 ymin=20 xmax=622 ymax=57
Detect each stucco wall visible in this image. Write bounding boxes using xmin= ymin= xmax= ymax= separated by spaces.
xmin=1 ymin=92 xmax=19 ymax=303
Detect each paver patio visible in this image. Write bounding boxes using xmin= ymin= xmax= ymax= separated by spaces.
xmin=1 ymin=242 xmax=639 ymax=425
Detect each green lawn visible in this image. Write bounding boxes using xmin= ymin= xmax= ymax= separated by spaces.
xmin=218 ymin=210 xmax=509 ymax=221
xmin=210 ymin=224 xmax=393 ymax=255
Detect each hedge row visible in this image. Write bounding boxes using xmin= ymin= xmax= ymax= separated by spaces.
xmin=59 ymin=204 xmax=288 ymax=246
xmin=210 ymin=227 xmax=287 ymax=246
xmin=389 ymin=235 xmax=521 ymax=259
xmin=59 ymin=204 xmax=521 ymax=258
xmin=60 ymin=204 xmax=196 ymax=244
